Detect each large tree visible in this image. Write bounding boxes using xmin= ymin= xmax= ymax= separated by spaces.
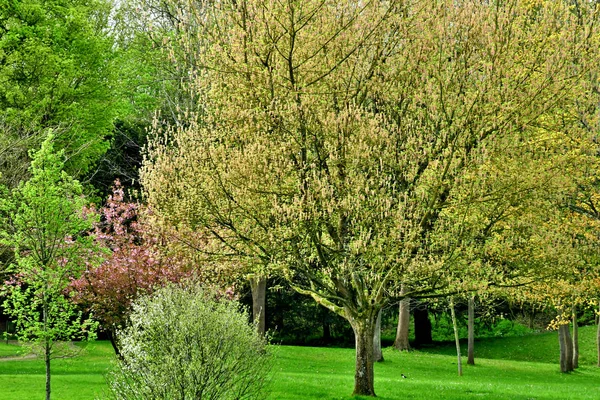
xmin=142 ymin=0 xmax=599 ymax=395
xmin=0 ymin=0 xmax=121 ymax=188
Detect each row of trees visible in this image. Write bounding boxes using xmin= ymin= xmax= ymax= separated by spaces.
xmin=2 ymin=0 xmax=600 ymax=398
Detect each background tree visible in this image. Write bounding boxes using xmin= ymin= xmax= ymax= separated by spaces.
xmin=394 ymin=287 xmax=411 ymax=352
xmin=0 ymin=0 xmax=122 ymax=189
xmin=0 ymin=134 xmax=98 ymax=400
xmin=70 ymin=181 xmax=197 ymax=355
xmin=84 ymin=0 xmax=213 ymax=197
xmin=142 ymin=0 xmax=599 ymax=395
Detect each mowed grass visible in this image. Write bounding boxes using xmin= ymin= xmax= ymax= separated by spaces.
xmin=0 ymin=341 xmax=24 ymax=357
xmin=0 ymin=341 xmax=115 ymax=400
xmin=1 ymin=327 xmax=600 ymax=399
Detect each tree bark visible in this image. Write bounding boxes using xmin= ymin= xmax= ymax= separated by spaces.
xmin=108 ymin=329 xmax=122 ymax=359
xmin=413 ymin=301 xmax=433 ymax=346
xmin=45 ymin=338 xmax=51 ymax=400
xmin=527 ymin=309 xmax=536 ymax=330
xmin=323 ymin=318 xmax=331 ymax=343
xmin=572 ymin=305 xmax=579 ymax=369
xmin=373 ymin=309 xmax=384 ymax=362
xmin=350 ymin=312 xmax=377 ymax=397
xmin=597 ymin=301 xmax=600 ymax=367
xmin=467 ymin=296 xmax=475 ymax=366
xmin=450 ymin=297 xmax=463 ymax=376
xmin=394 ymin=287 xmax=410 ymax=351
xmin=559 ymin=323 xmax=574 ymax=373
xmin=250 ymin=276 xmax=267 ymax=335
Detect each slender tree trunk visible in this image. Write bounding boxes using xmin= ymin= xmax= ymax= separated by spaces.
xmin=250 ymin=276 xmax=267 ymax=335
xmin=323 ymin=319 xmax=331 ymax=343
xmin=528 ymin=309 xmax=536 ymax=330
xmin=559 ymin=323 xmax=574 ymax=373
xmin=467 ymin=296 xmax=475 ymax=366
xmin=45 ymin=338 xmax=51 ymax=400
xmin=394 ymin=286 xmax=410 ymax=351
xmin=572 ymin=305 xmax=579 ymax=369
xmin=274 ymin=288 xmax=284 ymax=333
xmin=108 ymin=329 xmax=122 ymax=359
xmin=43 ymin=298 xmax=51 ymax=400
xmin=597 ymin=301 xmax=600 ymax=367
xmin=373 ymin=309 xmax=384 ymax=362
xmin=319 ymin=305 xmax=331 ymax=343
xmin=450 ymin=297 xmax=462 ymax=376
xmin=413 ymin=301 xmax=433 ymax=346
xmin=349 ymin=312 xmax=377 ymax=397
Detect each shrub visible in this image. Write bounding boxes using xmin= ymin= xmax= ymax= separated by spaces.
xmin=106 ymin=283 xmax=270 ymax=400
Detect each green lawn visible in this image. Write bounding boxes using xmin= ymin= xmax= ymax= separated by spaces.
xmin=0 ymin=341 xmax=25 ymax=357
xmin=0 ymin=341 xmax=114 ymax=400
xmin=1 ymin=327 xmax=599 ymax=399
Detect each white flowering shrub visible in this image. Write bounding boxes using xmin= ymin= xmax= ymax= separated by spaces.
xmin=106 ymin=284 xmax=270 ymax=400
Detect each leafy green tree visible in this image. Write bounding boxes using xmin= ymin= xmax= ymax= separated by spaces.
xmin=84 ymin=0 xmax=207 ymax=196
xmin=0 ymin=134 xmax=98 ymax=400
xmin=0 ymin=0 xmax=122 ymax=187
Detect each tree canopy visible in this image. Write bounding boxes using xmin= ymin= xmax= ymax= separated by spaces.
xmin=0 ymin=0 xmax=121 ymax=187
xmin=142 ymin=0 xmax=600 ymax=395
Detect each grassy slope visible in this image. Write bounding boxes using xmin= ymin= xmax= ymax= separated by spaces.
xmin=0 ymin=327 xmax=599 ymax=399
xmin=0 ymin=341 xmax=24 ymax=357
xmin=269 ymin=326 xmax=600 ymax=399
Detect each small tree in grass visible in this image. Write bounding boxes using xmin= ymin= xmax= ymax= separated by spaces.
xmin=106 ymin=283 xmax=270 ymax=400
xmin=0 ymin=133 xmax=98 ymax=400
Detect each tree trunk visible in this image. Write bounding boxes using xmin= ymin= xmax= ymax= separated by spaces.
xmin=558 ymin=323 xmax=574 ymax=373
xmin=250 ymin=276 xmax=267 ymax=335
xmin=597 ymin=301 xmax=600 ymax=367
xmin=349 ymin=312 xmax=377 ymax=397
xmin=413 ymin=301 xmax=433 ymax=347
xmin=572 ymin=305 xmax=579 ymax=369
xmin=108 ymin=329 xmax=122 ymax=359
xmin=394 ymin=286 xmax=410 ymax=351
xmin=527 ymin=309 xmax=536 ymax=330
xmin=45 ymin=338 xmax=51 ymax=400
xmin=274 ymin=287 xmax=285 ymax=334
xmin=467 ymin=296 xmax=475 ymax=366
xmin=373 ymin=309 xmax=384 ymax=362
xmin=450 ymin=297 xmax=462 ymax=376
xmin=323 ymin=319 xmax=331 ymax=343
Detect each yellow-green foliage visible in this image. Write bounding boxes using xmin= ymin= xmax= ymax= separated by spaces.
xmin=142 ymin=0 xmax=600 ymax=395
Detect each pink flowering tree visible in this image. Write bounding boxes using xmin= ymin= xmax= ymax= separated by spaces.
xmin=70 ymin=181 xmax=195 ymax=356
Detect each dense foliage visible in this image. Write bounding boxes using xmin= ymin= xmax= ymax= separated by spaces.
xmin=106 ymin=284 xmax=270 ymax=400
xmin=1 ymin=0 xmax=600 ymax=398
xmin=0 ymin=134 xmax=98 ymax=400
xmin=0 ymin=0 xmax=122 ymax=188
xmin=142 ymin=0 xmax=600 ymax=394
xmin=70 ymin=181 xmax=192 ymax=354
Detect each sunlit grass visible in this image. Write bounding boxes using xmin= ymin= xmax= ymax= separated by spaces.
xmin=0 ymin=341 xmax=25 ymax=357
xmin=268 ymin=325 xmax=600 ymax=399
xmin=0 ymin=341 xmax=114 ymax=400
xmin=269 ymin=343 xmax=600 ymax=399
xmin=1 ymin=327 xmax=599 ymax=399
